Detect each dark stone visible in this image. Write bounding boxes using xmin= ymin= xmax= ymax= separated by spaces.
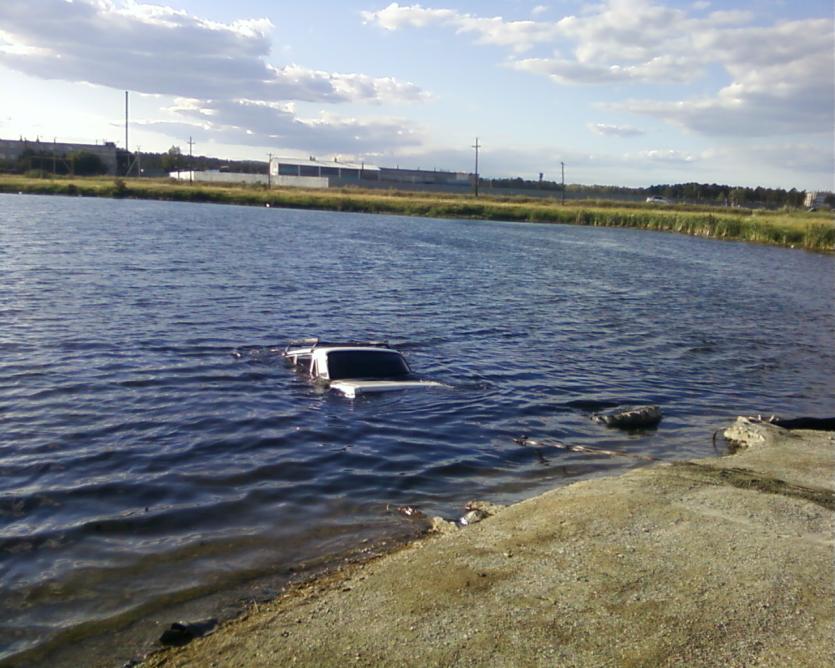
xmin=593 ymin=405 xmax=663 ymax=429
xmin=770 ymin=417 xmax=835 ymax=431
xmin=159 ymin=618 xmax=218 ymax=646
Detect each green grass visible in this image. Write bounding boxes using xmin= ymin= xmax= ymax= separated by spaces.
xmin=1 ymin=173 xmax=832 ymax=251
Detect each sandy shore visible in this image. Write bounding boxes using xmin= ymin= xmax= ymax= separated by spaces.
xmin=141 ymin=421 xmax=833 ymax=667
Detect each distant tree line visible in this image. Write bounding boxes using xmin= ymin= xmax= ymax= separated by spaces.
xmin=644 ymin=182 xmax=806 ymax=208
xmin=488 ymin=177 xmax=809 ymax=208
xmin=0 ymin=148 xmax=108 ymax=176
xmin=0 ymin=145 xmax=268 ymax=178
xmin=137 ymin=146 xmax=268 ymax=177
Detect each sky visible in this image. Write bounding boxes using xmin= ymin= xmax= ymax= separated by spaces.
xmin=0 ymin=0 xmax=832 ymax=189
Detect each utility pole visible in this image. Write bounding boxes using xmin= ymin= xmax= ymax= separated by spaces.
xmin=472 ymin=137 xmax=481 ymax=197
xmin=267 ymin=152 xmax=272 ymax=188
xmin=125 ymin=91 xmax=129 ymax=176
xmin=187 ymin=136 xmax=195 ymax=184
xmin=127 ymin=146 xmax=142 ymax=177
xmin=561 ymin=161 xmax=565 ymax=205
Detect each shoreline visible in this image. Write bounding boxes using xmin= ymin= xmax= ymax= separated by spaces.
xmin=138 ymin=420 xmax=834 ymax=667
xmin=2 ymin=176 xmax=833 ymax=251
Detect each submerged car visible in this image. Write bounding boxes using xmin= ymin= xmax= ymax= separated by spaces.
xmin=283 ymin=338 xmax=446 ymax=398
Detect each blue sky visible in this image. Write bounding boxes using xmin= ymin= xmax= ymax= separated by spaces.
xmin=0 ymin=1 xmax=832 ymax=188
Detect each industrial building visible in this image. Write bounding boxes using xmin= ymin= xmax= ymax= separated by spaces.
xmin=270 ymin=156 xmax=378 ymax=189
xmin=269 ymin=156 xmax=473 ymax=191
xmin=378 ymin=166 xmax=471 ymax=187
xmin=0 ymin=138 xmax=119 ymax=174
xmin=168 ymin=170 xmax=269 ymax=185
xmin=804 ymin=191 xmax=832 ymax=209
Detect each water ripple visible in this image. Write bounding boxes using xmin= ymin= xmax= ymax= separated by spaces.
xmin=0 ymin=195 xmax=833 ymax=665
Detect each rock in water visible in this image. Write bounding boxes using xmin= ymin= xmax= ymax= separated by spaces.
xmin=159 ymin=619 xmax=218 ymax=646
xmin=593 ymin=405 xmax=662 ymax=429
xmin=769 ymin=416 xmax=835 ymax=431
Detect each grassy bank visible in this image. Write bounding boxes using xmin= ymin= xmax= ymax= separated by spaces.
xmin=2 ymin=174 xmax=832 ymax=251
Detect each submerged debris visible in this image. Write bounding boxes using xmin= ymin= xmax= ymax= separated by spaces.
xmin=515 ymin=436 xmax=658 ymax=462
xmin=230 ymin=345 xmax=284 ymax=361
xmin=392 ymin=505 xmax=424 ymax=519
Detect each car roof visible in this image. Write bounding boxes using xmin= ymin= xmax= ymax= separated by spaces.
xmin=314 ymin=346 xmax=400 ymax=354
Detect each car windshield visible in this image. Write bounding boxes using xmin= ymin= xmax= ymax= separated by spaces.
xmin=326 ymin=350 xmax=411 ymax=380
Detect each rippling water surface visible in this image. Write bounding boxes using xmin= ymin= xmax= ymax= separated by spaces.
xmin=1 ymin=194 xmax=833 ymax=664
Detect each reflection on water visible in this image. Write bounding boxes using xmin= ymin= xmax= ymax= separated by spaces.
xmin=1 ymin=194 xmax=833 ymax=664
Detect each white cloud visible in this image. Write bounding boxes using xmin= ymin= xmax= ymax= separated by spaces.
xmin=532 ymin=5 xmax=549 ymax=17
xmin=362 ymin=3 xmax=561 ymax=52
xmin=0 ymin=1 xmax=433 ymax=158
xmin=613 ymin=20 xmax=834 ymax=137
xmin=0 ymin=0 xmax=427 ymax=104
xmin=698 ymin=143 xmax=833 ymax=177
xmin=588 ymin=123 xmax=645 ymax=137
xmin=142 ymin=98 xmax=423 ymax=154
xmin=634 ymin=148 xmax=698 ymax=163
xmin=362 ymin=1 xmax=753 ymax=81
xmin=512 ymin=53 xmax=696 ymax=84
xmin=361 ymin=3 xmax=458 ymax=30
xmin=605 ymin=16 xmax=834 ymax=137
xmin=364 ymin=1 xmax=834 ymax=136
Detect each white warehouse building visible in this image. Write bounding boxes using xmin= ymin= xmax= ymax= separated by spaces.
xmin=171 ymin=156 xmax=474 ymax=192
xmin=270 ymin=156 xmax=380 ymax=189
xmin=269 ymin=156 xmax=472 ymax=191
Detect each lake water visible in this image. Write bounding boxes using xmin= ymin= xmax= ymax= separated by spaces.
xmin=1 ymin=194 xmax=833 ymax=665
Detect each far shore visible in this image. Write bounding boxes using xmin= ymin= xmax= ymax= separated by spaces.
xmin=1 ymin=174 xmax=833 ymax=251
